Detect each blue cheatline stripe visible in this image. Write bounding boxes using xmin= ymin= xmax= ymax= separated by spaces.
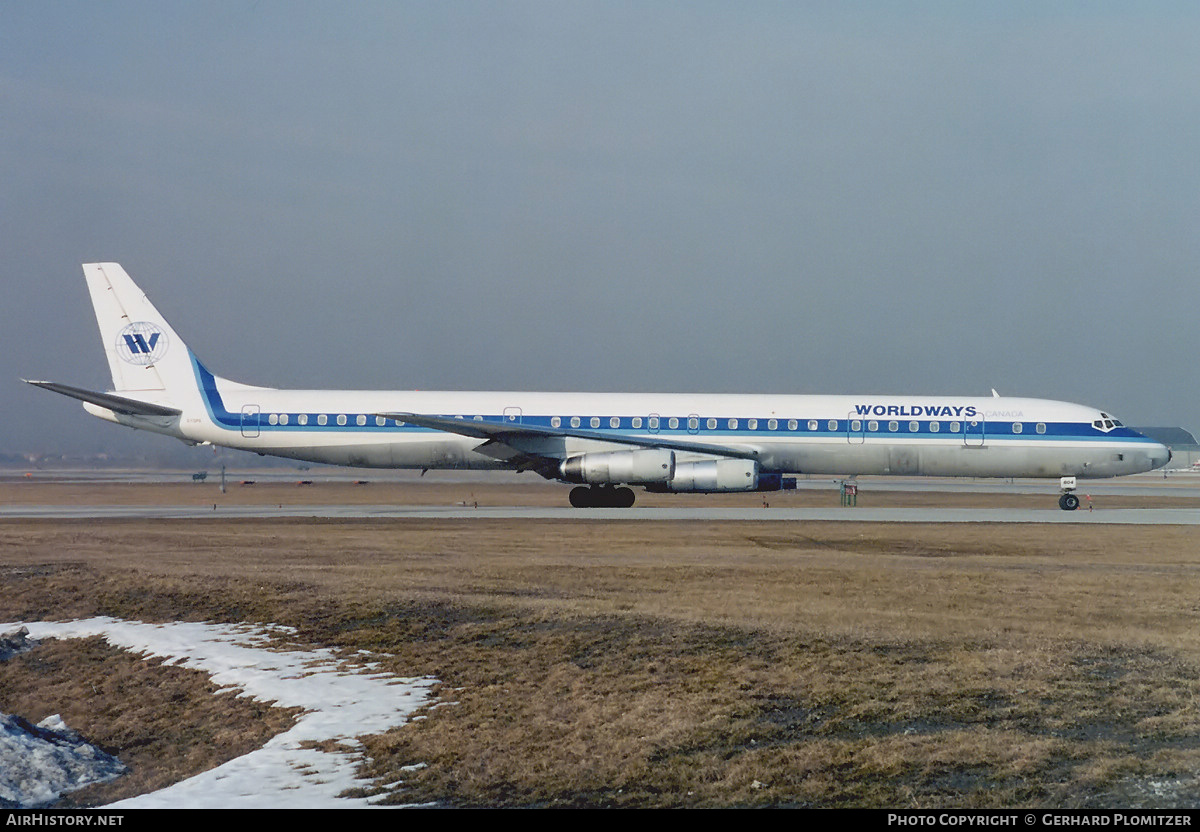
xmin=187 ymin=354 xmax=1158 ymax=445
xmin=190 ymin=352 xmax=234 ymax=428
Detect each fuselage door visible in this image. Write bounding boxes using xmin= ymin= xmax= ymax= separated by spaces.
xmin=503 ymin=406 xmax=522 ymax=425
xmin=240 ymin=404 xmax=260 ymax=438
xmin=846 ymin=412 xmax=866 ymax=444
xmin=964 ymin=417 xmax=985 ymax=447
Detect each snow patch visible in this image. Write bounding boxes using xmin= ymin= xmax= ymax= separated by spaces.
xmin=0 ymin=626 xmax=36 ymax=661
xmin=0 ymin=712 xmax=127 ymax=808
xmin=1 ymin=618 xmax=439 ymax=808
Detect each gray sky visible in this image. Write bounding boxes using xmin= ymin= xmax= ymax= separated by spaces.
xmin=4 ymin=2 xmax=1198 ymax=455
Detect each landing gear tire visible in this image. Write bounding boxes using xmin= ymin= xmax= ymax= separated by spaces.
xmin=568 ymin=485 xmax=637 ymax=508
xmin=1058 ymin=493 xmax=1080 ymax=511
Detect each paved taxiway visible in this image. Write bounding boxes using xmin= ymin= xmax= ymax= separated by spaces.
xmin=4 ymin=504 xmax=1199 ymax=524
xmin=6 ymin=469 xmax=1195 ymax=494
xmin=5 ymin=470 xmax=1197 ymax=523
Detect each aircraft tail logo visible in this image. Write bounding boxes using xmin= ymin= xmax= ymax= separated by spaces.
xmin=116 ymin=322 xmax=169 ymax=366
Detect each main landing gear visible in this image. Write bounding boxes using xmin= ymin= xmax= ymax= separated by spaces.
xmin=569 ymin=485 xmax=636 ymax=508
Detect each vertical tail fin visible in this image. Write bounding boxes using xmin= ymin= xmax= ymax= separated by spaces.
xmin=28 ymin=264 xmax=249 ymax=436
xmin=84 ymin=263 xmax=198 ymax=394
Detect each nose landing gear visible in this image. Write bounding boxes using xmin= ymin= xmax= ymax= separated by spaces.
xmin=1058 ymin=492 xmax=1080 ymax=511
xmin=1058 ymin=476 xmax=1079 ymax=511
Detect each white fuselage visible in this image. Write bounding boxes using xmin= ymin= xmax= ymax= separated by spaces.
xmin=92 ymin=369 xmax=1169 ymax=480
xmin=56 ymin=262 xmax=1171 ymax=498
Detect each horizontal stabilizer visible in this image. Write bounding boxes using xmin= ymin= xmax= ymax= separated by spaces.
xmin=24 ymin=380 xmax=181 ymax=417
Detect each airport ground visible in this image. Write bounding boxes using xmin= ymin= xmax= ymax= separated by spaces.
xmin=3 ymin=473 xmax=1200 ymax=807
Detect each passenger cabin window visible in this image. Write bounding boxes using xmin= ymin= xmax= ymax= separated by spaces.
xmin=337 ymin=414 xmax=347 ymax=426
xmin=950 ymin=421 xmax=960 ymax=432
xmin=827 ymin=420 xmax=838 ymax=431
xmin=788 ymin=419 xmax=798 ymax=430
xmin=707 ymin=418 xmax=717 ymax=430
xmin=688 ymin=417 xmax=699 ymax=431
xmin=632 ymin=417 xmax=643 ymax=429
xmin=610 ymin=417 xmax=620 ymax=429
xmin=570 ymin=417 xmax=580 ymax=428
xmin=590 ymin=417 xmax=600 ymax=428
xmin=748 ymin=419 xmax=758 ymax=430
xmin=318 ymin=414 xmax=328 ymax=426
xmin=868 ymin=420 xmax=878 ymax=432
xmin=930 ymin=421 xmax=939 ymax=432
xmin=808 ymin=420 xmax=818 ymax=431
xmin=768 ymin=419 xmax=778 ymax=430
xmin=1036 ymin=423 xmax=1046 ymax=434
xmin=851 ymin=420 xmax=862 ymax=432
xmin=728 ymin=418 xmax=738 ymax=430
xmin=669 ymin=417 xmax=679 ymax=429
xmin=909 ymin=421 xmax=919 ymax=432
xmin=889 ymin=421 xmax=898 ymax=432
xmin=551 ymin=416 xmax=561 ymax=428
xmin=1013 ymin=422 xmax=1023 ymax=434
xmin=648 ymin=417 xmax=658 ymax=429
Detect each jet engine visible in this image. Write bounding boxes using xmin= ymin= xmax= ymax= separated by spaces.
xmin=645 ymin=459 xmax=798 ymax=493
xmin=649 ymin=458 xmax=758 ymax=492
xmin=559 ymin=449 xmax=675 ymax=485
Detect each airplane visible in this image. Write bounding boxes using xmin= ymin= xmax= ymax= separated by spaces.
xmin=27 ymin=263 xmax=1171 ymax=510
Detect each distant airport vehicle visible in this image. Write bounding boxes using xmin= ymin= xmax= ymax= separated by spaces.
xmin=27 ymin=264 xmax=1171 ymax=509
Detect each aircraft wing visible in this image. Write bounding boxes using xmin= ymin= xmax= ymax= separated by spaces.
xmin=378 ymin=411 xmax=761 ymax=469
xmin=24 ymin=380 xmax=182 ymax=417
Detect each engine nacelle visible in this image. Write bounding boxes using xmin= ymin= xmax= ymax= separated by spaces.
xmin=649 ymin=459 xmax=760 ymax=493
xmin=644 ymin=460 xmax=799 ymax=493
xmin=755 ymin=472 xmax=798 ymax=492
xmin=559 ymin=449 xmax=675 ymax=485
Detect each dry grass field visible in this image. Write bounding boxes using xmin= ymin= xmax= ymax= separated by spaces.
xmin=2 ymin=477 xmax=1200 ymax=807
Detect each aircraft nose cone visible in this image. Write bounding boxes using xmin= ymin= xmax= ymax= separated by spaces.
xmin=1151 ymin=444 xmax=1172 ymax=471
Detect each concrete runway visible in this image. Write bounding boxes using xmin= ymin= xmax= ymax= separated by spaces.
xmin=4 ymin=470 xmax=1198 ymax=523
xmin=6 ymin=468 xmax=1195 ymax=494
xmin=4 ymin=503 xmax=1199 ymax=524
